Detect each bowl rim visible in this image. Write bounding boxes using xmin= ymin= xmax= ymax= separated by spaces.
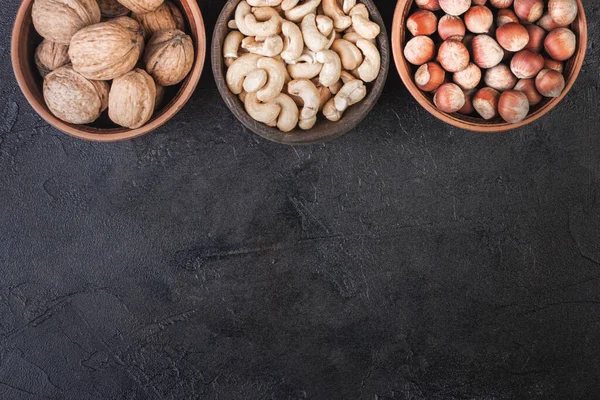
xmin=211 ymin=0 xmax=390 ymax=145
xmin=391 ymin=0 xmax=588 ymax=133
xmin=11 ymin=0 xmax=207 ymax=142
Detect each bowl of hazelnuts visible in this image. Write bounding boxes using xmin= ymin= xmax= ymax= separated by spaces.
xmin=392 ymin=0 xmax=587 ymax=132
xmin=11 ymin=0 xmax=206 ymax=142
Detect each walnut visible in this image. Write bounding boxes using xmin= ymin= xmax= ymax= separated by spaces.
xmin=108 ymin=69 xmax=156 ymax=129
xmin=35 ymin=40 xmax=70 ymax=78
xmin=32 ymin=0 xmax=100 ymax=44
xmin=110 ymin=16 xmax=146 ymax=54
xmin=43 ymin=66 xmax=109 ymax=124
xmin=68 ymin=18 xmax=144 ymax=81
xmin=98 ymin=0 xmax=130 ymax=19
xmin=132 ymin=1 xmax=185 ymax=39
xmin=144 ymin=29 xmax=194 ymax=86
xmin=116 ymin=0 xmax=165 ymax=14
xmin=154 ymin=84 xmax=165 ymax=110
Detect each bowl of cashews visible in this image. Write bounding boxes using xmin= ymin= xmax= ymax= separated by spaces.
xmin=212 ymin=0 xmax=389 ymax=145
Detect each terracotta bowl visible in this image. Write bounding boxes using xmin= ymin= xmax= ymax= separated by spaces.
xmin=212 ymin=0 xmax=390 ymax=145
xmin=392 ymin=0 xmax=587 ymax=132
xmin=11 ymin=0 xmax=206 ymax=142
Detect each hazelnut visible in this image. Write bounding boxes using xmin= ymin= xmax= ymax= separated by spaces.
xmin=537 ymin=13 xmax=568 ymax=31
xmin=415 ymin=62 xmax=446 ymax=92
xmin=472 ymin=35 xmax=504 ymax=69
xmin=464 ymin=6 xmax=493 ymax=34
xmin=535 ymin=69 xmax=565 ymax=97
xmin=438 ymin=15 xmax=466 ymax=41
xmin=498 ymin=90 xmax=530 ymax=123
xmin=453 ymin=63 xmax=481 ymax=90
xmin=108 ymin=69 xmax=157 ymax=129
xmin=514 ymin=0 xmax=544 ymax=23
xmin=439 ymin=0 xmax=472 ymax=16
xmin=496 ymin=9 xmax=519 ymax=26
xmin=458 ymin=88 xmax=476 ymax=115
xmin=510 ymin=50 xmax=544 ymax=79
xmin=489 ymin=0 xmax=514 ymax=8
xmin=524 ymin=24 xmax=546 ymax=53
xmin=416 ymin=0 xmax=441 ymax=11
xmin=544 ymin=58 xmax=564 ymax=73
xmin=484 ymin=64 xmax=517 ymax=91
xmin=407 ymin=10 xmax=438 ymax=36
xmin=472 ymin=0 xmax=487 ymax=4
xmin=434 ymin=83 xmax=466 ymax=113
xmin=32 ymin=0 xmax=101 ymax=44
xmin=514 ymin=79 xmax=542 ymax=105
xmin=144 ymin=29 xmax=195 ymax=86
xmin=438 ymin=39 xmax=471 ymax=72
xmin=548 ymin=0 xmax=578 ymax=26
xmin=473 ymin=87 xmax=500 ymax=120
xmin=544 ymin=28 xmax=577 ymax=61
xmin=35 ymin=39 xmax=70 ymax=78
xmin=404 ymin=36 xmax=435 ymax=65
xmin=496 ymin=23 xmax=529 ymax=52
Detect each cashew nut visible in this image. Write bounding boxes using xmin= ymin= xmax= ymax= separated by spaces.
xmin=281 ymin=21 xmax=304 ymax=62
xmin=242 ymin=35 xmax=284 ymax=57
xmin=334 ymin=79 xmax=364 ymax=111
xmin=328 ymin=79 xmax=343 ymax=94
xmin=287 ymin=49 xmax=322 ymax=79
xmin=245 ymin=7 xmax=283 ymax=36
xmin=322 ymin=0 xmax=352 ymax=31
xmin=343 ymin=31 xmax=376 ymax=45
xmin=330 ymin=39 xmax=363 ymax=70
xmin=244 ymin=91 xmax=281 ymax=124
xmin=226 ymin=53 xmax=262 ymax=94
xmin=323 ymin=99 xmax=341 ymax=121
xmin=316 ymin=15 xmax=334 ymax=36
xmin=224 ymin=30 xmax=245 ymax=67
xmin=243 ymin=68 xmax=268 ymax=93
xmin=285 ymin=0 xmax=321 ymax=22
xmin=355 ymin=39 xmax=380 ymax=83
xmin=288 ymin=79 xmax=319 ymax=120
xmin=281 ymin=0 xmax=299 ymax=11
xmin=301 ymin=13 xmax=330 ymax=52
xmin=317 ymin=85 xmax=332 ymax=111
xmin=247 ymin=0 xmax=283 ymax=6
xmin=298 ymin=116 xmax=317 ymax=130
xmin=270 ymin=93 xmax=299 ymax=132
xmin=235 ymin=1 xmax=254 ymax=36
xmin=256 ymin=57 xmax=287 ymax=102
xmin=349 ymin=4 xmax=380 ymax=40
xmin=228 ymin=20 xmax=238 ymax=30
xmin=342 ymin=0 xmax=356 ymax=14
xmin=316 ymin=50 xmax=341 ymax=87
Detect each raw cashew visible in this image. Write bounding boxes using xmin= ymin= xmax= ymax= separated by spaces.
xmin=228 ymin=20 xmax=238 ymax=29
xmin=298 ymin=115 xmax=317 ymax=130
xmin=323 ymin=98 xmax=341 ymax=121
xmin=355 ymin=38 xmax=380 ymax=83
xmin=316 ymin=50 xmax=341 ymax=87
xmin=342 ymin=0 xmax=356 ymax=14
xmin=270 ymin=93 xmax=300 ymax=132
xmin=343 ymin=31 xmax=376 ymax=45
xmin=247 ymin=0 xmax=283 ymax=6
xmin=281 ymin=0 xmax=300 ymax=11
xmin=330 ymin=39 xmax=362 ymax=70
xmin=242 ymin=35 xmax=284 ymax=57
xmin=349 ymin=4 xmax=380 ymax=40
xmin=224 ymin=31 xmax=245 ymax=67
xmin=235 ymin=1 xmax=254 ymax=36
xmin=329 ymin=79 xmax=343 ymax=94
xmin=322 ymin=0 xmax=352 ymax=31
xmin=281 ymin=21 xmax=304 ymax=62
xmin=245 ymin=7 xmax=283 ymax=36
xmin=226 ymin=53 xmax=262 ymax=94
xmin=287 ymin=58 xmax=323 ymax=79
xmin=316 ymin=15 xmax=333 ymax=36
xmin=285 ymin=0 xmax=321 ymax=22
xmin=288 ymin=79 xmax=319 ymax=120
xmin=243 ymin=69 xmax=268 ymax=92
xmin=256 ymin=57 xmax=287 ymax=102
xmin=244 ymin=92 xmax=281 ymax=124
xmin=317 ymin=85 xmax=332 ymax=111
xmin=334 ymin=79 xmax=364 ymax=111
xmin=301 ymin=13 xmax=330 ymax=52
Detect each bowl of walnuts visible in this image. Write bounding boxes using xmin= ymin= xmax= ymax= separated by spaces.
xmin=212 ymin=0 xmax=390 ymax=145
xmin=392 ymin=0 xmax=587 ymax=132
xmin=11 ymin=0 xmax=206 ymax=142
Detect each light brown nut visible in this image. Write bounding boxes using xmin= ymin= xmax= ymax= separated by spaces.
xmin=144 ymin=29 xmax=195 ymax=86
xmin=132 ymin=1 xmax=185 ymax=39
xmin=43 ymin=66 xmax=109 ymax=124
xmin=97 ymin=0 xmax=130 ymax=18
xmin=32 ymin=0 xmax=100 ymax=44
xmin=116 ymin=0 xmax=165 ymax=14
xmin=35 ymin=40 xmax=70 ymax=78
xmin=109 ymin=69 xmax=157 ymax=129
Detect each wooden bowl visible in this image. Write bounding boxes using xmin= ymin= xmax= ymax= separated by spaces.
xmin=11 ymin=0 xmax=206 ymax=142
xmin=212 ymin=0 xmax=390 ymax=145
xmin=392 ymin=0 xmax=587 ymax=132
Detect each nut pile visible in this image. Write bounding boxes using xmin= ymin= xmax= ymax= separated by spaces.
xmin=32 ymin=0 xmax=195 ymax=129
xmin=404 ymin=0 xmax=578 ymax=124
xmin=223 ymin=0 xmax=382 ymax=133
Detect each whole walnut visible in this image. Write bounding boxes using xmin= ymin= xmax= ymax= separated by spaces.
xmin=43 ymin=66 xmax=109 ymax=124
xmin=69 ymin=18 xmax=144 ymax=81
xmin=132 ymin=1 xmax=185 ymax=39
xmin=144 ymin=29 xmax=194 ymax=86
xmin=116 ymin=0 xmax=165 ymax=14
xmin=98 ymin=0 xmax=130 ymax=18
xmin=110 ymin=16 xmax=146 ymax=54
xmin=32 ymin=0 xmax=100 ymax=44
xmin=35 ymin=40 xmax=70 ymax=78
xmin=108 ymin=69 xmax=156 ymax=129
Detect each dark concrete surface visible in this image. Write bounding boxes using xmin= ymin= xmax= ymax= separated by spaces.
xmin=1 ymin=1 xmax=600 ymax=399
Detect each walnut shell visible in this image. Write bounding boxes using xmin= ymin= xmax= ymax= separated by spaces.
xmin=32 ymin=0 xmax=100 ymax=44
xmin=35 ymin=40 xmax=70 ymax=78
xmin=98 ymin=0 xmax=130 ymax=18
xmin=108 ymin=69 xmax=156 ymax=129
xmin=43 ymin=66 xmax=109 ymax=124
xmin=154 ymin=84 xmax=165 ymax=110
xmin=116 ymin=0 xmax=164 ymax=14
xmin=144 ymin=29 xmax=194 ymax=86
xmin=69 ymin=18 xmax=144 ymax=81
xmin=110 ymin=16 xmax=145 ymax=54
xmin=132 ymin=1 xmax=185 ymax=39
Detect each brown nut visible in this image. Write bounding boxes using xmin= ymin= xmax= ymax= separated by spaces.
xmin=514 ymin=0 xmax=544 ymax=23
xmin=404 ymin=36 xmax=435 ymax=65
xmin=544 ymin=28 xmax=577 ymax=61
xmin=415 ymin=62 xmax=446 ymax=92
xmin=498 ymin=90 xmax=530 ymax=123
xmin=453 ymin=63 xmax=481 ymax=90
xmin=434 ymin=83 xmax=466 ymax=113
xmin=35 ymin=39 xmax=70 ymax=78
xmin=524 ymin=24 xmax=546 ymax=53
xmin=490 ymin=0 xmax=513 ymax=8
xmin=535 ymin=69 xmax=565 ymax=97
xmin=132 ymin=1 xmax=185 ymax=39
xmin=407 ymin=10 xmax=438 ymax=36
xmin=484 ymin=64 xmax=517 ymax=91
xmin=439 ymin=0 xmax=472 ymax=16
xmin=473 ymin=87 xmax=500 ymax=120
xmin=464 ymin=5 xmax=493 ymax=34
xmin=32 ymin=0 xmax=100 ymax=44
xmin=438 ymin=15 xmax=466 ymax=41
xmin=416 ymin=0 xmax=441 ymax=11
xmin=116 ymin=0 xmax=165 ymax=14
xmin=43 ymin=65 xmax=109 ymax=124
xmin=496 ymin=23 xmax=529 ymax=52
xmin=144 ymin=29 xmax=195 ymax=86
xmin=438 ymin=39 xmax=470 ymax=73
xmin=472 ymin=34 xmax=504 ymax=69
xmin=69 ymin=18 xmax=144 ymax=81
xmin=548 ymin=0 xmax=578 ymax=26
xmin=510 ymin=50 xmax=544 ymax=79
xmin=108 ymin=69 xmax=157 ymax=129
xmin=97 ymin=0 xmax=130 ymax=18
xmin=496 ymin=9 xmax=519 ymax=26
xmin=514 ymin=79 xmax=542 ymax=105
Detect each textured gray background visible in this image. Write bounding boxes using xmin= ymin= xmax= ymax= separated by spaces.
xmin=1 ymin=1 xmax=600 ymax=399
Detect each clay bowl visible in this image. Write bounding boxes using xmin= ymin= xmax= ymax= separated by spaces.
xmin=11 ymin=0 xmax=206 ymax=142
xmin=392 ymin=0 xmax=587 ymax=132
xmin=212 ymin=0 xmax=390 ymax=145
